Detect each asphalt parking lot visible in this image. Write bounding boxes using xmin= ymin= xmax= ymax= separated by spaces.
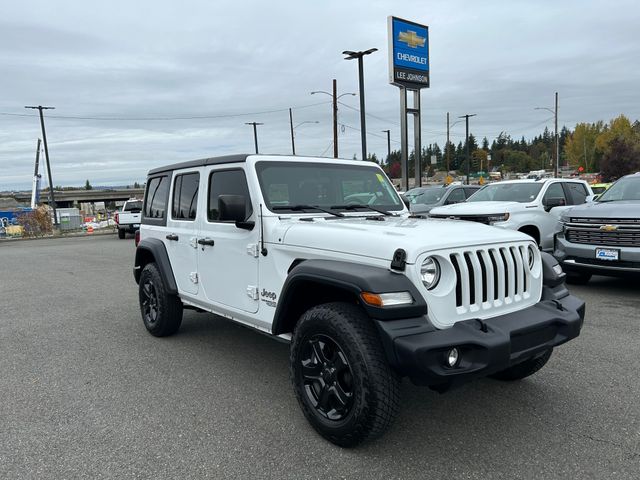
xmin=1 ymin=235 xmax=639 ymax=479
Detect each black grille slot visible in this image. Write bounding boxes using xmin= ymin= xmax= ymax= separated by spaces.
xmin=500 ymin=248 xmax=510 ymax=298
xmin=477 ymin=252 xmax=488 ymax=303
xmin=450 ymin=254 xmax=463 ymax=307
xmin=463 ymin=252 xmax=476 ymax=305
xmin=509 ymin=247 xmax=519 ymax=294
xmin=489 ymin=249 xmax=499 ymax=301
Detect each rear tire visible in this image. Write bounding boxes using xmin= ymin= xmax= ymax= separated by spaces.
xmin=290 ymin=302 xmax=400 ymax=447
xmin=566 ymin=271 xmax=592 ymax=284
xmin=138 ymin=262 xmax=183 ymax=337
xmin=118 ymin=228 xmax=125 ymax=239
xmin=490 ymin=349 xmax=553 ymax=381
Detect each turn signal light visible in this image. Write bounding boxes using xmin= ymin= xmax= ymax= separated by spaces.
xmin=360 ymin=291 xmax=413 ymax=307
xmin=134 ymin=229 xmax=140 ymax=247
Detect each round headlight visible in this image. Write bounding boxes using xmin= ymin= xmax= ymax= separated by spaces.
xmin=527 ymin=245 xmax=537 ymax=270
xmin=421 ymin=256 xmax=441 ymax=290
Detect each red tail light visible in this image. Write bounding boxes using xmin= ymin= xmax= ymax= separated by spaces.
xmin=135 ymin=229 xmax=140 ymax=247
xmin=115 ymin=212 xmax=119 ymax=225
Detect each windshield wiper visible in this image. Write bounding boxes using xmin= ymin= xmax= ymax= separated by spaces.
xmin=272 ymin=204 xmax=344 ymax=217
xmin=330 ymin=204 xmax=395 ymax=216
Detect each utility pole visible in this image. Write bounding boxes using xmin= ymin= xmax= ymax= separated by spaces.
xmin=289 ymin=108 xmax=295 ymax=155
xmin=25 ymin=105 xmax=58 ymax=226
xmin=459 ymin=113 xmax=477 ymax=185
xmin=555 ymin=91 xmax=559 ymax=177
xmin=31 ymin=139 xmax=42 ymax=209
xmin=343 ymin=48 xmax=377 ymax=160
xmin=311 ymin=81 xmax=355 ymax=159
xmin=381 ymin=130 xmax=391 ymax=163
xmin=446 ymin=112 xmax=450 ymax=174
xmin=245 ymin=122 xmax=263 ymax=154
xmin=332 ymin=79 xmax=338 ymax=158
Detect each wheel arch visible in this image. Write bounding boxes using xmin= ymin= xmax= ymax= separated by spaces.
xmin=133 ymin=238 xmax=178 ymax=295
xmin=271 ymin=259 xmax=427 ymax=336
xmin=518 ymin=225 xmax=541 ymax=246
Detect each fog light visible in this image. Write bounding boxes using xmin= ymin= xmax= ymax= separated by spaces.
xmin=446 ymin=348 xmax=460 ymax=367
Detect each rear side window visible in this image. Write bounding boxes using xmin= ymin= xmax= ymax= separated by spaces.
xmin=208 ymin=169 xmax=253 ymax=222
xmin=124 ymin=201 xmax=142 ymax=212
xmin=143 ymin=176 xmax=170 ymax=220
xmin=447 ymin=188 xmax=465 ymax=204
xmin=463 ymin=187 xmax=479 ymax=198
xmin=543 ymin=182 xmax=566 ymax=204
xmin=172 ymin=173 xmax=200 ymax=220
xmin=563 ymin=182 xmax=588 ymax=205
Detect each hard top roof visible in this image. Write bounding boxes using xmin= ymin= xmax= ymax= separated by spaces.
xmin=147 ymin=154 xmax=250 ymax=175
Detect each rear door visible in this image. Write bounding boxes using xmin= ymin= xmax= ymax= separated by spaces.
xmin=197 ymin=166 xmax=260 ymax=314
xmin=165 ymin=170 xmax=201 ymax=296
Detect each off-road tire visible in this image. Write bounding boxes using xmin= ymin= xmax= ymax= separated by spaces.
xmin=290 ymin=302 xmax=400 ymax=447
xmin=490 ymin=349 xmax=553 ymax=381
xmin=118 ymin=228 xmax=125 ymax=239
xmin=566 ymin=271 xmax=592 ymax=285
xmin=138 ymin=262 xmax=183 ymax=337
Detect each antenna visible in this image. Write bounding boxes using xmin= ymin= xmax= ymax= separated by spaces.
xmin=259 ymin=204 xmax=268 ymax=256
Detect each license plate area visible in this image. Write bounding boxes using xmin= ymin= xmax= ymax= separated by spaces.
xmin=595 ymin=248 xmax=619 ymax=261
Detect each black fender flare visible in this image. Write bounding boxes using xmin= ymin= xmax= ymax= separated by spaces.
xmin=133 ymin=238 xmax=178 ymax=295
xmin=271 ymin=259 xmax=427 ymax=335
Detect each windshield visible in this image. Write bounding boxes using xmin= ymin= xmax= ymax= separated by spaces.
xmin=467 ymin=183 xmax=543 ymax=203
xmin=255 ymin=161 xmax=404 ymax=213
xmin=404 ymin=188 xmax=427 ymax=200
xmin=409 ymin=188 xmax=446 ymax=205
xmin=597 ymin=176 xmax=640 ymax=201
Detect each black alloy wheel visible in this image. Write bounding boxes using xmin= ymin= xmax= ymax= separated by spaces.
xmin=300 ymin=334 xmax=354 ymax=421
xmin=141 ymin=279 xmax=159 ymax=327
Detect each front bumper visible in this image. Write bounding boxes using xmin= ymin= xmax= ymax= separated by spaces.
xmin=554 ymin=235 xmax=640 ymax=276
xmin=374 ymin=287 xmax=585 ymax=389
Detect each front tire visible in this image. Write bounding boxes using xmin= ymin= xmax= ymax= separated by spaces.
xmin=138 ymin=262 xmax=183 ymax=337
xmin=290 ymin=302 xmax=400 ymax=447
xmin=490 ymin=349 xmax=553 ymax=381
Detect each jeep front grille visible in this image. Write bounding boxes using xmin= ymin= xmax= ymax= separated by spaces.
xmin=449 ymin=246 xmax=532 ymax=310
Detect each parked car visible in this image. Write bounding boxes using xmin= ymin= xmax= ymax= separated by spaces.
xmin=590 ymin=182 xmax=612 ymax=197
xmin=407 ymin=184 xmax=481 ymax=215
xmin=133 ymin=154 xmax=584 ymax=447
xmin=429 ymin=178 xmax=593 ymax=250
xmin=115 ymin=199 xmax=142 ymax=239
xmin=554 ymin=173 xmax=640 ymax=283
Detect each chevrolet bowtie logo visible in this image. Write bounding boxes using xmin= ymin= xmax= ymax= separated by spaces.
xmin=600 ymin=225 xmax=618 ymax=232
xmin=398 ymin=30 xmax=426 ymax=49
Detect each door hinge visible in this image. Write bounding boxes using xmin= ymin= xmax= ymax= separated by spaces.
xmin=247 ymin=243 xmax=260 ymax=258
xmin=189 ymin=272 xmax=199 ymax=284
xmin=246 ymin=285 xmax=258 ymax=300
xmin=189 ymin=237 xmax=198 ymax=249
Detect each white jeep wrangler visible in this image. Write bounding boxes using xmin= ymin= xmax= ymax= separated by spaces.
xmin=133 ymin=154 xmax=585 ymax=447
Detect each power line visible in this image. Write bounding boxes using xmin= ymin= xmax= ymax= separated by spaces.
xmin=0 ymin=101 xmax=331 ymax=121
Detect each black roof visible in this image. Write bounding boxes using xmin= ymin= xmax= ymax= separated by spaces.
xmin=147 ymin=154 xmax=250 ymax=175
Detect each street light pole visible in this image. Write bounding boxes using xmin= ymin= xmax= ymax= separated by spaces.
xmin=535 ymin=92 xmax=559 ymax=177
xmin=25 ymin=105 xmax=58 ymax=226
xmin=245 ymin=122 xmax=263 ymax=154
xmin=459 ymin=113 xmax=477 ymax=185
xmin=381 ymin=130 xmax=391 ymax=163
xmin=289 ymin=108 xmax=295 ymax=155
xmin=343 ymin=48 xmax=377 ymax=160
xmin=311 ymin=84 xmax=355 ymax=159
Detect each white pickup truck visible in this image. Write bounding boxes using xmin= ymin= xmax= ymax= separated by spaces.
xmin=429 ymin=178 xmax=593 ymax=251
xmin=115 ymin=199 xmax=142 ymax=239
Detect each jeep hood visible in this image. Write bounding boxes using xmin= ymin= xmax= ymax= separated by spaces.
xmin=562 ymin=200 xmax=640 ymax=219
xmin=277 ymin=216 xmax=531 ymax=263
xmin=430 ymin=201 xmax=527 ymax=216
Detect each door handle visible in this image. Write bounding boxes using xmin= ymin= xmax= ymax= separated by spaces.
xmin=165 ymin=234 xmax=179 ymax=241
xmin=197 ymin=238 xmax=215 ymax=247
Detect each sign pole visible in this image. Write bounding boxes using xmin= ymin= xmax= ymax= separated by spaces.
xmin=400 ymin=88 xmax=409 ymax=191
xmin=413 ymin=89 xmax=422 ymax=188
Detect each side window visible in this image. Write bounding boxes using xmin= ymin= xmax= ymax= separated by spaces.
xmin=172 ymin=172 xmax=200 ymax=220
xmin=463 ymin=187 xmax=478 ymax=199
xmin=208 ymin=169 xmax=253 ymax=222
xmin=563 ymin=182 xmax=588 ymax=205
xmin=143 ymin=175 xmax=170 ymax=219
xmin=447 ymin=188 xmax=465 ymax=204
xmin=542 ymin=182 xmax=567 ymax=205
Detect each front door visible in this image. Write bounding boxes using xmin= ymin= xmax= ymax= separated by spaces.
xmin=165 ymin=170 xmax=201 ymax=295
xmin=197 ymin=166 xmax=259 ymax=314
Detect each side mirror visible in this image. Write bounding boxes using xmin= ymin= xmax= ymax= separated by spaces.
xmin=543 ymin=197 xmax=566 ymax=211
xmin=219 ymin=195 xmax=254 ymax=230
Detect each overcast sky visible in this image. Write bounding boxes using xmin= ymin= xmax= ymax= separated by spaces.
xmin=1 ymin=0 xmax=639 ymax=190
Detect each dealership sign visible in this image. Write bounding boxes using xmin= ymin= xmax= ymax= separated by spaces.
xmin=388 ymin=16 xmax=429 ymax=88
